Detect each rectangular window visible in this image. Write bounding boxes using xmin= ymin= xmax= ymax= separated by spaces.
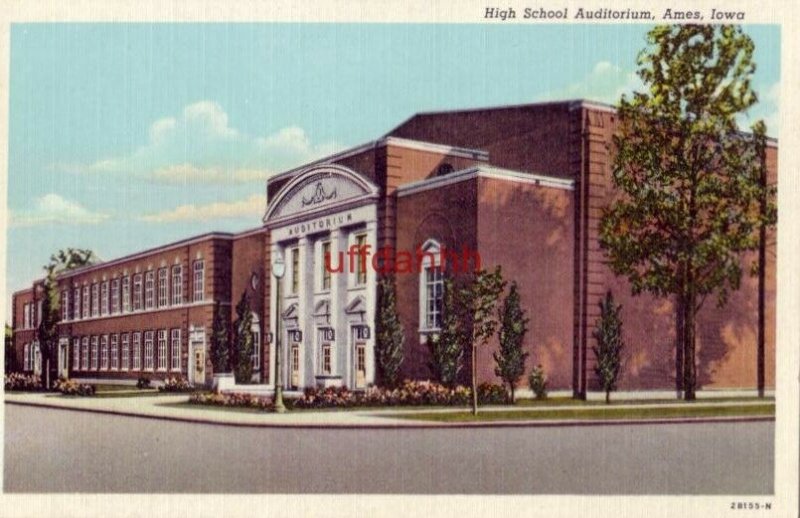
xmin=73 ymin=288 xmax=81 ymax=320
xmin=110 ymin=334 xmax=119 ymax=370
xmin=23 ymin=343 xmax=30 ymax=370
xmin=144 ymin=331 xmax=154 ymax=371
xmin=36 ymin=300 xmax=42 ymax=326
xmin=90 ymin=336 xmax=99 ymax=370
xmin=145 ymin=271 xmax=155 ymax=309
xmin=91 ymin=284 xmax=100 ymax=317
xmin=321 ymin=241 xmax=331 ymax=291
xmin=100 ymin=335 xmax=109 ymax=370
xmin=111 ymin=279 xmax=120 ymax=314
xmin=425 ymin=267 xmax=444 ymax=329
xmin=157 ymin=330 xmax=168 ymax=371
xmin=22 ymin=304 xmax=30 ymax=329
xmin=100 ymin=281 xmax=109 ymax=316
xmin=171 ymin=265 xmax=183 ymax=305
xmin=158 ymin=268 xmax=168 ymax=307
xmin=291 ymin=248 xmax=299 ymax=295
xmin=193 ymin=260 xmax=205 ymax=302
xmin=133 ymin=274 xmax=143 ymax=311
xmin=321 ymin=343 xmax=332 ymax=375
xmin=356 ymin=234 xmax=368 ymax=285
xmin=81 ymin=337 xmax=89 ymax=370
xmin=61 ymin=290 xmax=69 ymax=320
xmin=252 ymin=328 xmax=261 ymax=371
xmin=82 ymin=286 xmax=90 ymax=318
xmin=121 ymin=333 xmax=130 ymax=371
xmin=133 ymin=332 xmax=142 ymax=371
xmin=72 ymin=338 xmax=80 ymax=372
xmin=122 ymin=276 xmax=131 ymax=313
xmin=170 ymin=329 xmax=181 ymax=371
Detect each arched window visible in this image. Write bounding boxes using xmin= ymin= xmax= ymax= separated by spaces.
xmin=418 ymin=239 xmax=444 ymax=334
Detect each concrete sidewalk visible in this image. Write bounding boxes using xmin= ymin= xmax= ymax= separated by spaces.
xmin=3 ymin=392 xmax=774 ymax=429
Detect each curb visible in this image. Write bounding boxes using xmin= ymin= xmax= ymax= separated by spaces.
xmin=4 ymin=399 xmax=776 ymax=430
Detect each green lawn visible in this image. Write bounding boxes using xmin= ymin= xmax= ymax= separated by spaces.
xmin=385 ymin=403 xmax=776 ymax=423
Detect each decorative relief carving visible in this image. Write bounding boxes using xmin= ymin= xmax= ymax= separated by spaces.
xmin=301 ymin=182 xmax=337 ymax=206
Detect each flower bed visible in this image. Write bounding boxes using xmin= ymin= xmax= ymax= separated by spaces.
xmin=188 ymin=391 xmax=274 ymax=411
xmin=158 ymin=376 xmax=195 ymax=393
xmin=54 ymin=378 xmax=96 ymax=396
xmin=292 ymin=380 xmax=502 ymax=409
xmin=5 ymin=373 xmax=43 ymax=392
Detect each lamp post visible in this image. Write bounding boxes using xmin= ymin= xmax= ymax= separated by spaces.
xmin=272 ymin=250 xmax=286 ymax=413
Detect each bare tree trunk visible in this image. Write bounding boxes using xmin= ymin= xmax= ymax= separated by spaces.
xmin=605 ymin=390 xmax=610 ymax=404
xmin=683 ymin=292 xmax=697 ymax=401
xmin=675 ymin=295 xmax=685 ymax=399
xmin=471 ymin=343 xmax=478 ymax=415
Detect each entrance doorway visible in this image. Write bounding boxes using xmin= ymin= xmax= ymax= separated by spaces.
xmin=290 ymin=344 xmax=300 ymax=389
xmin=354 ymin=343 xmax=366 ymax=388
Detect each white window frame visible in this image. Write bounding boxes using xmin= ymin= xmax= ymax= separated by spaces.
xmin=22 ymin=304 xmax=30 ymax=329
xmin=133 ymin=274 xmax=143 ymax=311
xmin=158 ymin=268 xmax=169 ymax=308
xmin=133 ymin=332 xmax=142 ymax=371
xmin=111 ymin=279 xmax=120 ymax=314
xmin=100 ymin=281 xmax=109 ymax=316
xmin=320 ymin=240 xmax=332 ymax=292
xmin=82 ymin=286 xmax=90 ymax=319
xmin=157 ymin=329 xmax=168 ymax=371
xmin=320 ymin=342 xmax=333 ymax=375
xmin=193 ymin=260 xmax=205 ymax=302
xmin=62 ymin=290 xmax=69 ymax=321
xmin=290 ymin=247 xmax=299 ymax=295
xmin=72 ymin=338 xmax=80 ymax=372
xmin=110 ymin=334 xmax=119 ymax=370
xmin=122 ymin=276 xmax=131 ymax=313
xmin=81 ymin=337 xmax=89 ymax=370
xmin=73 ymin=287 xmax=81 ymax=320
xmin=90 ymin=336 xmax=99 ymax=370
xmin=91 ymin=284 xmax=100 ymax=317
xmin=145 ymin=271 xmax=155 ymax=309
xmin=355 ymin=233 xmax=368 ymax=286
xmin=171 ymin=265 xmax=183 ymax=305
xmin=23 ymin=343 xmax=30 ymax=371
xmin=121 ymin=333 xmax=130 ymax=371
xmin=100 ymin=335 xmax=109 ymax=370
xmin=418 ymin=239 xmax=444 ymax=333
xmin=170 ymin=328 xmax=181 ymax=371
xmin=144 ymin=331 xmax=154 ymax=371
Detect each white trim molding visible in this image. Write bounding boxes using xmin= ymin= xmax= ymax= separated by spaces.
xmin=397 ymin=165 xmax=574 ymax=198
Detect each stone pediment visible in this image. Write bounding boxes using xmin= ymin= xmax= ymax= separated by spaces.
xmin=344 ymin=296 xmax=367 ymax=315
xmin=264 ymin=164 xmax=379 ymax=224
xmin=281 ymin=303 xmax=299 ymax=320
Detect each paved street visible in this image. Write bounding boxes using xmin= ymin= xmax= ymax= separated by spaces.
xmin=4 ymin=404 xmax=773 ymax=494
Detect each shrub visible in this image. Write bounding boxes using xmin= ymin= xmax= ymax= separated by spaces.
xmin=528 ymin=365 xmax=548 ymax=399
xmin=53 ymin=378 xmax=96 ymax=396
xmin=4 ymin=373 xmax=43 ymax=392
xmin=188 ymin=391 xmax=273 ymax=411
xmin=136 ymin=376 xmax=151 ymax=389
xmin=158 ymin=376 xmax=195 ymax=393
xmin=477 ymin=382 xmax=508 ymax=405
xmin=292 ymin=380 xmax=472 ymax=409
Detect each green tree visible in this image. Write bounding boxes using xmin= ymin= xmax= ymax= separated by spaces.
xmin=461 ymin=266 xmax=506 ymax=415
xmin=375 ymin=277 xmax=404 ymax=387
xmin=36 ymin=248 xmax=97 ymax=388
xmin=592 ymin=292 xmax=625 ymax=404
xmin=493 ymin=281 xmax=529 ymax=403
xmin=5 ymin=324 xmax=16 ymax=374
xmin=599 ymin=25 xmax=776 ymax=400
xmin=210 ymin=301 xmax=231 ymax=374
xmin=232 ymin=292 xmax=255 ymax=383
xmin=428 ymin=278 xmax=465 ymax=387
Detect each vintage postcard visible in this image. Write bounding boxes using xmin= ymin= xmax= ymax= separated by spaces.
xmin=0 ymin=1 xmax=797 ymax=517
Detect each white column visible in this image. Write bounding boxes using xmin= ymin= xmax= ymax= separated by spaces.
xmin=364 ymin=221 xmax=378 ymax=386
xmin=298 ymin=236 xmax=312 ymax=388
xmin=268 ymin=242 xmax=282 ymax=389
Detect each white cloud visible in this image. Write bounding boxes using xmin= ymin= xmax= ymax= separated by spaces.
xmin=10 ymin=193 xmax=109 ymax=227
xmin=149 ymin=163 xmax=273 ymax=185
xmin=539 ymin=61 xmax=643 ymax=104
xmin=53 ymin=100 xmax=340 ymax=184
xmin=139 ymin=194 xmax=266 ymax=223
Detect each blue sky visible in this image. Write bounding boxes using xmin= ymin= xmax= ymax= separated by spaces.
xmin=5 ymin=23 xmax=780 ymax=318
